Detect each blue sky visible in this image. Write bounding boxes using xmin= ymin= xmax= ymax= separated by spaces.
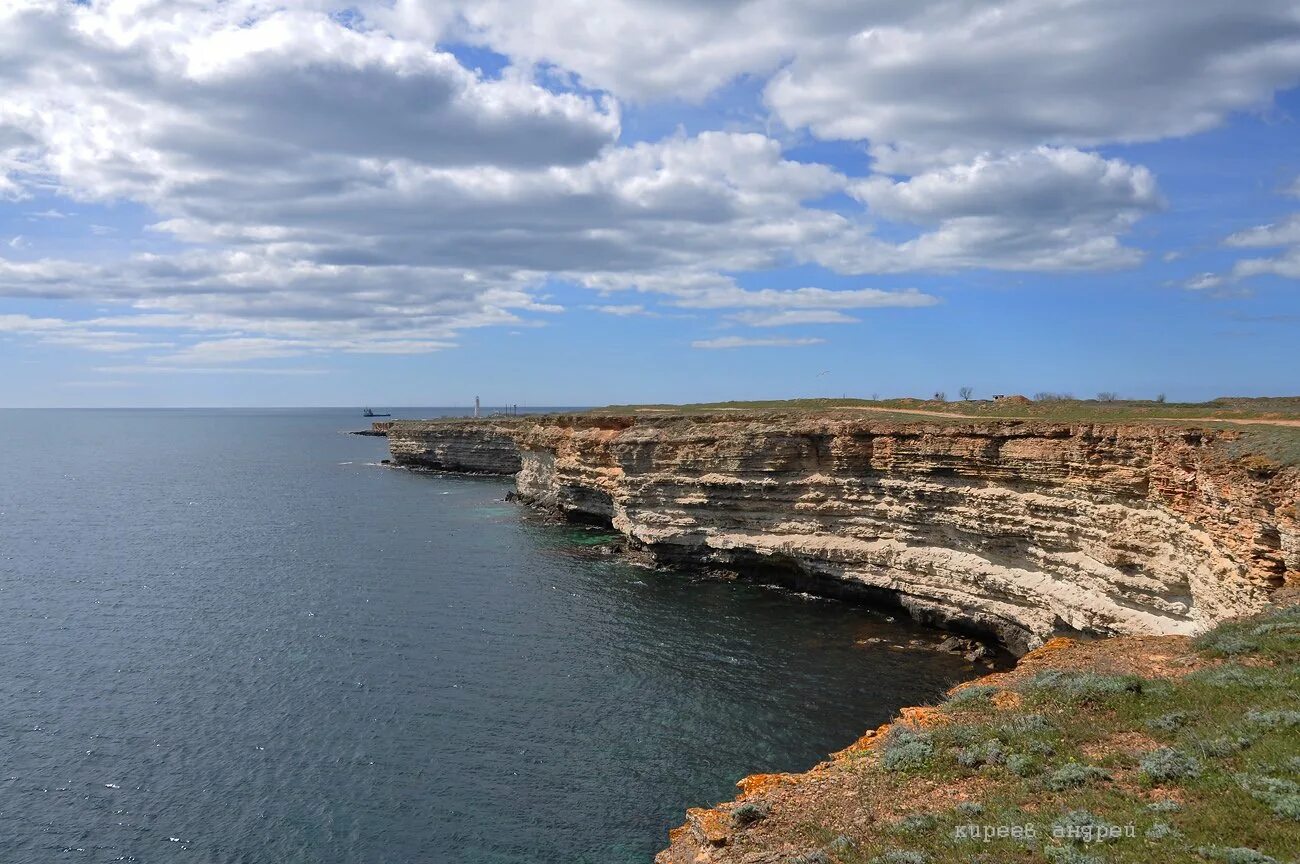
xmin=1 ymin=0 xmax=1297 ymax=407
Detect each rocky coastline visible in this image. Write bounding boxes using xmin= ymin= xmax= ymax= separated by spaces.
xmin=383 ymin=411 xmax=1299 ymax=862
xmin=387 ymin=413 xmax=1297 ymax=653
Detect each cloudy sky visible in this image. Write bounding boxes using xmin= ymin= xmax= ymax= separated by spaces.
xmin=2 ymin=0 xmax=1298 ymax=407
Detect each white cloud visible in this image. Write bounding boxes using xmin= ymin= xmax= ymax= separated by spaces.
xmin=0 ymin=313 xmax=175 ymax=353
xmin=1232 ymin=249 xmax=1300 ymax=281
xmin=692 ymin=335 xmax=827 ymax=349
xmin=5 ymin=0 xmax=1280 ymax=365
xmin=727 ymin=309 xmax=858 ymax=327
xmin=7 ymin=236 xmax=27 ymax=249
xmin=583 ymin=271 xmax=940 ymax=309
xmin=847 ymin=148 xmax=1162 ymax=270
xmin=765 ymin=1 xmax=1300 ymax=171
xmin=1185 ymin=273 xmax=1226 ymax=292
xmin=1192 ymin=176 xmax=1300 ymax=288
xmin=381 ymin=1 xmax=1300 ymax=173
xmin=1225 ymin=215 xmax=1300 ymax=248
xmin=587 ymin=304 xmax=654 ymax=317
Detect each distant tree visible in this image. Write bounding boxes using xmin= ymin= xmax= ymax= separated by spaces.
xmin=1155 ymin=393 xmax=1167 ymax=403
xmin=1034 ymin=392 xmax=1075 ymax=402
xmin=871 ymin=393 xmax=879 ymax=401
xmin=934 ymin=391 xmax=948 ymax=402
xmin=959 ymin=386 xmax=974 ymax=401
xmin=1097 ymin=392 xmax=1119 ymax=402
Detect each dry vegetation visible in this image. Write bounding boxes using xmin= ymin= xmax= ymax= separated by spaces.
xmin=663 ymin=604 xmax=1300 ymax=864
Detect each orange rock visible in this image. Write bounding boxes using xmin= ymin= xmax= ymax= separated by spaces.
xmin=992 ymin=690 xmax=1023 ymax=709
xmin=736 ymin=773 xmax=794 ymax=797
xmin=834 ymin=727 xmax=886 ymax=759
xmin=686 ymin=807 xmax=730 ymax=847
xmin=899 ymin=706 xmax=947 ymax=729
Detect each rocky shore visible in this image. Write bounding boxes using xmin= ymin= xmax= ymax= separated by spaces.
xmin=387 ymin=413 xmax=1297 ymax=653
xmin=384 ymin=412 xmax=1299 ymax=862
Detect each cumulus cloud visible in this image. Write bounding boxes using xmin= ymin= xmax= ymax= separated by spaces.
xmin=1225 ymin=215 xmax=1300 ymax=248
xmin=727 ymin=310 xmax=858 ymax=327
xmin=691 ymin=336 xmax=826 ymax=349
xmin=766 ymin=1 xmax=1300 ymax=170
xmin=1185 ymin=273 xmax=1227 ymax=292
xmin=4 ymin=0 xmax=1290 ymax=366
xmin=0 ymin=0 xmax=866 ymax=360
xmin=1191 ymin=176 xmax=1300 ymax=289
xmin=847 ymin=148 xmax=1162 ymax=270
xmin=384 ymin=0 xmax=1300 ymax=170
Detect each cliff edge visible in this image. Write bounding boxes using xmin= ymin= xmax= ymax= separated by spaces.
xmin=388 ymin=413 xmax=1297 ymax=653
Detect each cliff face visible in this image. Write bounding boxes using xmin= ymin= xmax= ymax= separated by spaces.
xmin=388 ymin=420 xmax=523 ymax=474
xmin=388 ymin=414 xmax=1298 ymax=652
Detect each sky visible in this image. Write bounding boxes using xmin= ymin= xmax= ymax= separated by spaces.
xmin=0 ymin=0 xmax=1298 ymax=408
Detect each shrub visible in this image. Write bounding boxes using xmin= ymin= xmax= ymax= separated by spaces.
xmin=1188 ymin=665 xmax=1274 ymax=689
xmin=1052 ymin=810 xmax=1122 ymax=844
xmin=1250 ymin=621 xmax=1300 ymax=636
xmin=947 ymin=684 xmax=998 ymax=708
xmin=1195 ymin=736 xmax=1252 ymax=758
xmin=1196 ymin=847 xmax=1281 ymax=864
xmin=956 ymin=740 xmax=1006 ymax=769
xmin=954 ymin=801 xmax=984 ymax=818
xmin=826 ymin=835 xmax=856 ymax=855
xmin=1146 ymin=822 xmax=1177 ymax=840
xmin=1043 ymin=846 xmax=1103 ymax=864
xmin=731 ymin=802 xmax=768 ymax=828
xmin=1024 ymin=739 xmax=1057 ymax=757
xmin=1046 ymin=763 xmax=1111 ymax=791
xmin=1147 ymin=800 xmax=1182 ymax=812
xmin=1245 ymin=710 xmax=1300 ymax=730
xmin=1140 ymin=748 xmax=1203 ymax=783
xmin=1145 ymin=711 xmax=1191 ymax=733
xmin=1023 ymin=670 xmax=1143 ymax=703
xmin=1195 ymin=631 xmax=1260 ymax=656
xmin=1007 ymin=754 xmax=1039 ymax=777
xmin=788 ymin=853 xmax=829 ymax=864
xmin=1237 ymin=775 xmax=1300 ymax=821
xmin=998 ymin=713 xmax=1054 ymax=735
xmin=880 ymin=728 xmax=935 ymax=772
xmin=892 ymin=813 xmax=937 ymax=834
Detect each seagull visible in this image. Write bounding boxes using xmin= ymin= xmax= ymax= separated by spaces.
xmin=817 ymin=370 xmax=831 ymax=377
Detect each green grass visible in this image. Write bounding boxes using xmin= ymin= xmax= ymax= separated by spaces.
xmin=594 ymin=396 xmax=1300 ymax=421
xmin=801 ymin=603 xmax=1300 ymax=864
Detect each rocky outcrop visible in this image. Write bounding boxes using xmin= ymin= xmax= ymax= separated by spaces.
xmin=388 ymin=420 xmax=523 ymax=474
xmin=386 ymin=413 xmax=1298 ymax=653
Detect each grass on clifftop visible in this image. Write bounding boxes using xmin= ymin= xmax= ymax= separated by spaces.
xmin=594 ymin=396 xmax=1300 ymax=466
xmin=595 ymin=396 xmax=1300 ymax=422
xmin=792 ymin=604 xmax=1300 ymax=864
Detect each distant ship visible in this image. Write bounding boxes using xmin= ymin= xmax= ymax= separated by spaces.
xmin=362 ymin=408 xmax=391 ymax=417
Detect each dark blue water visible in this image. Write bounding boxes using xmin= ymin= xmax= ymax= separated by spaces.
xmin=0 ymin=409 xmax=974 ymax=864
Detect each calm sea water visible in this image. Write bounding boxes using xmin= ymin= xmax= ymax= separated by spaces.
xmin=0 ymin=409 xmax=974 ymax=864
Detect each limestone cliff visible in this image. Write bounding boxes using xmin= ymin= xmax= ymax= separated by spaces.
xmin=388 ymin=420 xmax=522 ymax=474
xmin=387 ymin=414 xmax=1298 ymax=653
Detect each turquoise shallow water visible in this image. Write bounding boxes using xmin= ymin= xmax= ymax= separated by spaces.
xmin=0 ymin=408 xmax=973 ymax=864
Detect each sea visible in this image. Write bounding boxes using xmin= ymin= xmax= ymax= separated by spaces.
xmin=0 ymin=408 xmax=975 ymax=863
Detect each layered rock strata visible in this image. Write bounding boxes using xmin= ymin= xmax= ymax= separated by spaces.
xmin=387 ymin=415 xmax=1298 ymax=652
xmin=388 ymin=420 xmax=522 ymax=474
